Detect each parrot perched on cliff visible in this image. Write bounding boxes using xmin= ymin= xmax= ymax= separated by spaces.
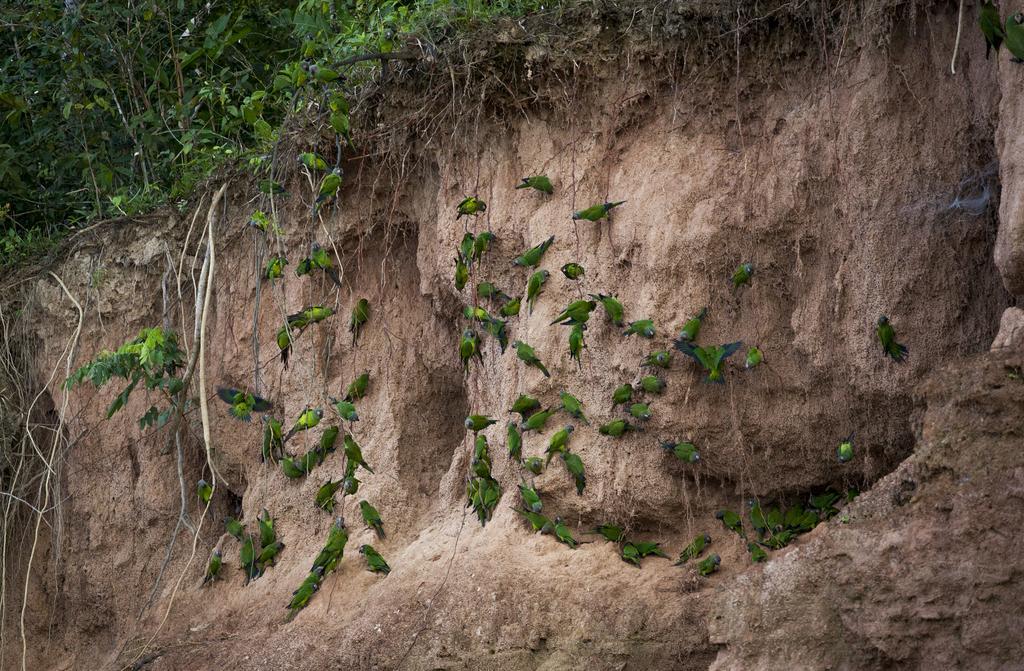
xmin=359 ymin=500 xmax=386 ymax=539
xmin=296 ymin=243 xmax=342 ymax=288
xmin=456 ymin=196 xmax=486 ymax=218
xmin=342 ymin=472 xmax=360 ymax=496
xmin=276 ymin=326 xmax=294 ymax=368
xmin=611 ymin=383 xmax=633 ymax=406
xmin=553 ymin=517 xmax=578 ymax=548
xmin=506 ymin=422 xmax=523 ymax=461
xmin=197 ymin=479 xmax=212 ymax=504
xmin=315 ymin=168 xmax=343 ymax=207
xmin=837 ymin=434 xmax=854 ymax=463
xmin=748 ymin=542 xmax=768 ymax=563
xmin=224 ymin=517 xmax=244 ymax=541
xmin=468 ymin=475 xmax=501 ymax=526
xmin=589 ymin=293 xmax=625 ymax=326
xmin=349 ymin=298 xmax=370 ymax=344
xmin=256 ymin=540 xmax=284 ymax=574
xmin=344 ymin=434 xmax=374 ymax=474
xmin=559 ymin=391 xmax=589 ymax=425
xmin=285 ymin=568 xmax=324 ymax=622
xmin=264 ymin=256 xmax=288 ymax=280
xmin=311 ymin=517 xmax=349 ymax=575
xmin=315 ymin=479 xmax=343 ymax=512
xmin=562 ymin=451 xmax=586 ymax=495
xmin=633 ymin=540 xmax=668 ymax=560
xmin=978 ymin=1 xmax=1004 ymax=59
xmin=345 ymin=372 xmax=370 ymax=402
xmin=259 ymin=179 xmax=286 ymax=195
xmin=594 ymin=523 xmax=624 ymax=543
xmin=518 ymin=483 xmax=543 ymax=513
xmin=284 ymin=407 xmax=323 ymax=442
xmin=465 ymin=414 xmax=497 ymax=433
xmin=732 ymin=262 xmax=754 ymax=289
xmin=526 ymin=270 xmax=549 ymax=314
xmin=472 ymin=435 xmax=492 ymax=479
xmin=287 ymin=305 xmax=334 ymax=330
xmin=329 ymin=398 xmax=359 ymax=423
xmin=510 ymin=394 xmax=541 ymax=417
xmin=661 ymin=439 xmax=700 ymax=464
xmin=629 ymin=403 xmax=652 ymax=421
xmin=298 ymin=152 xmax=328 ymax=172
xmin=561 ymin=262 xmax=584 ymax=280
xmin=696 ymin=554 xmax=721 ymax=576
xmin=216 ymin=387 xmax=272 ymax=422
xmin=521 ymin=407 xmax=556 ymax=432
xmin=745 ymin=346 xmax=763 ymax=369
xmin=572 ymin=200 xmax=626 ymax=221
xmin=484 ymin=316 xmax=509 ymax=353
xmin=472 ymin=231 xmax=497 ymax=263
xmin=677 ymin=307 xmax=708 ymax=343
xmin=459 ymin=232 xmax=476 ymax=264
xmin=675 ymin=533 xmax=711 ymax=565
xmin=599 ymin=419 xmax=635 ymax=437
xmin=463 ymin=305 xmax=492 ymax=323
xmin=522 ymin=456 xmax=545 ymax=476
xmin=620 ymin=542 xmax=643 ymax=566
xmin=477 ymin=281 xmax=510 ymax=303
xmin=568 ymin=323 xmax=586 ymax=367
xmin=1007 ymin=13 xmax=1024 ymax=62
xmin=513 ymin=340 xmax=550 ymax=377
xmin=515 ymin=508 xmax=553 ymax=533
xmin=258 ymin=508 xmax=276 ymax=547
xmin=360 ymin=544 xmax=391 ymax=574
xmin=642 ymin=350 xmax=671 ymax=368
xmin=674 ymin=340 xmax=743 ymax=383
xmin=876 ymin=316 xmax=909 ymax=363
xmin=202 ymin=549 xmax=222 ymax=585
xmin=516 ymin=175 xmax=553 ymax=194
xmin=640 ymin=375 xmax=665 ymax=394
xmin=513 ymin=235 xmax=555 ymax=268
xmin=550 ymin=299 xmax=596 ymax=326
xmin=454 ymin=257 xmax=469 ymax=291
xmin=500 ymin=297 xmax=521 ymax=317
xmin=623 ymin=319 xmax=655 ymax=339
xmin=240 ymin=535 xmax=259 ymax=584
xmin=544 ymin=425 xmax=574 ymax=465
xmin=280 ymin=455 xmax=307 ymax=478
xmin=715 ymin=509 xmax=746 ymax=539
xmin=459 ymin=329 xmax=483 ymax=370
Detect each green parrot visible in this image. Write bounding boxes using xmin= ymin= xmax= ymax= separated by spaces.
xmin=553 ymin=517 xmax=578 ymax=548
xmin=526 ymin=270 xmax=550 ymax=314
xmin=562 ymin=451 xmax=586 ymax=495
xmin=459 ymin=329 xmax=483 ymax=370
xmin=715 ymin=510 xmax=746 ymax=539
xmin=311 ymin=517 xmax=349 ymax=574
xmin=484 ymin=316 xmax=509 ymax=353
xmin=522 ymin=456 xmax=545 ymax=475
xmin=342 ymin=472 xmax=360 ymax=496
xmin=674 ymin=533 xmax=711 ymax=565
xmin=545 ymin=425 xmax=574 ymax=464
xmin=640 ymin=375 xmax=665 ymax=394
xmin=197 ymin=479 xmax=213 ymax=504
xmin=240 ymin=535 xmax=259 ymax=584
xmin=315 ymin=168 xmax=343 ymax=207
xmin=459 ymin=232 xmax=476 ymax=264
xmin=515 ymin=508 xmax=553 ymax=533
xmin=809 ymin=490 xmax=841 ymax=518
xmin=329 ymin=397 xmax=359 ymax=422
xmin=315 ymin=479 xmax=342 ymax=512
xmin=360 ymin=544 xmax=391 ymax=574
xmin=621 ymin=542 xmax=643 ymax=566
xmin=611 ymin=383 xmax=633 ymax=406
xmin=285 ymin=567 xmax=324 ymax=622
xmin=1006 ymin=12 xmax=1024 ymax=61
xmin=748 ymin=542 xmax=768 ymax=563
xmin=264 ymin=256 xmax=288 ymax=280
xmin=469 ymin=476 xmax=501 ymax=526
xmin=518 ymin=483 xmax=543 ymax=513
xmin=642 ymin=350 xmax=671 ymax=368
xmin=510 ymin=394 xmax=541 ymax=417
xmin=350 ymin=298 xmax=370 ymax=344
xmin=499 ymin=297 xmax=521 ymax=317
xmin=524 ymin=407 xmax=557 ymax=432
xmin=572 ymin=200 xmax=626 ymax=221
xmin=559 ymin=391 xmax=588 ymax=424
xmin=561 ymin=262 xmax=584 ymax=280
xmin=594 ymin=523 xmax=624 ymax=543
xmin=216 ymin=387 xmax=272 ymax=422
xmin=876 ymin=316 xmax=908 ymax=363
xmin=512 ymin=340 xmax=550 ymax=377
xmin=629 ymin=403 xmax=651 ymax=420
xmin=288 ymin=305 xmax=334 ymax=328
xmin=623 ymin=319 xmax=655 ymax=339
xmin=677 ymin=307 xmax=708 ymax=342
xmin=280 ymin=456 xmax=307 ymax=479
xmin=276 ymin=326 xmax=294 ymax=368
xmin=463 ymin=305 xmax=492 ymax=323
xmin=249 ymin=210 xmax=273 ymax=234
xmin=748 ymin=499 xmax=768 ymax=536
xmin=477 ymin=282 xmax=510 ymax=302
xmin=732 ymin=262 xmax=754 ymax=289
xmin=456 ymin=196 xmax=486 ymax=218
xmin=303 ymin=243 xmax=342 ymax=288
xmin=259 ymin=179 xmax=286 ymax=195
xmin=568 ymin=323 xmax=586 ymax=367
xmin=359 ymin=500 xmax=386 ymax=539
xmin=598 ymin=419 xmax=635 ymax=437
xmin=512 ymin=235 xmax=555 ymax=268
xmin=454 ymin=257 xmax=469 ymax=291
xmin=661 ymin=440 xmax=699 ymax=463
xmin=256 ymin=540 xmax=285 ymax=573
xmin=696 ymin=554 xmax=721 ymax=576
xmin=589 ymin=293 xmax=625 ymax=326
xmin=471 ymin=231 xmax=497 ymax=263
xmin=345 ymin=372 xmax=370 ymax=402
xmin=507 ymin=422 xmax=523 ymax=461
xmin=633 ymin=540 xmax=668 ymax=559
xmin=344 ymin=434 xmax=374 ymax=474
xmin=313 ymin=65 xmax=340 ymax=82
xmin=516 ymin=175 xmax=553 ymax=194
xmin=762 ymin=530 xmax=795 ymax=550
xmin=258 ymin=508 xmax=276 ymax=547
xmin=298 ymin=152 xmax=328 ymax=172
xmin=465 ymin=414 xmax=497 ymax=432
xmin=224 ymin=517 xmax=244 ymax=541
xmin=295 ymin=257 xmax=314 ymax=277
xmin=837 ymin=434 xmax=854 ymax=463
xmin=472 ymin=435 xmax=492 ymax=478
xmin=550 ymin=299 xmax=596 ymax=326
xmin=284 ymin=407 xmax=323 ymax=442
xmin=979 ymin=2 xmax=1004 ymax=59
xmin=745 ymin=346 xmax=763 ymax=369
xmin=674 ymin=340 xmax=743 ymax=383
xmin=202 ymin=549 xmax=222 ymax=585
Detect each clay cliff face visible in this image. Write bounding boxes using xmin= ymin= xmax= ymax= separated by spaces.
xmin=4 ymin=3 xmax=1024 ymax=670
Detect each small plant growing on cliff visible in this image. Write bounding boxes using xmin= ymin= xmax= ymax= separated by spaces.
xmin=65 ymin=327 xmax=186 ymax=429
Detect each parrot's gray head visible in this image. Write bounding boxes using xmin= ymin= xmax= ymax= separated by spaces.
xmin=703 ymin=534 xmax=711 ymax=543
xmin=712 ymin=554 xmax=721 ymax=565
xmin=314 ymin=409 xmax=324 ymax=419
xmin=333 ymin=516 xmax=346 ymax=529
xmin=747 ymin=498 xmax=757 ymax=508
xmin=565 ymin=425 xmax=575 ymax=433
xmin=213 ymin=549 xmax=222 ymax=558
xmin=743 ymin=263 xmax=753 ymax=273
xmin=309 ymin=64 xmax=319 ymax=76
xmin=877 ymin=315 xmax=889 ymax=326
xmin=511 ymin=340 xmax=522 ymax=348
xmin=714 ymin=510 xmax=725 ymax=520
xmin=463 ymin=418 xmax=473 ymax=429
xmin=359 ymin=544 xmax=369 ymax=554
xmin=541 ymin=270 xmax=550 ymax=279
xmin=643 ymin=327 xmax=655 ymax=338
xmin=690 ymin=452 xmax=701 ymax=463
xmin=554 ymin=516 xmax=563 ymax=524
xmin=507 ymin=421 xmax=516 ymax=429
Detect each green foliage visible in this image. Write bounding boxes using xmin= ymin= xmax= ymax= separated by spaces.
xmin=66 ymin=327 xmax=186 ymax=429
xmin=0 ymin=0 xmax=549 ymax=245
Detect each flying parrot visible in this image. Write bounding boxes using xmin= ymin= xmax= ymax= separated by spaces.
xmin=216 ymin=387 xmax=272 ymax=422
xmin=456 ymin=196 xmax=486 ymax=218
xmin=512 ymin=235 xmax=555 ymax=268
xmin=561 ymin=262 xmax=584 ymax=280
xmin=572 ymin=200 xmax=626 ymax=221
xmin=674 ymin=339 xmax=743 ymax=383
xmin=516 ymin=175 xmax=553 ymax=194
